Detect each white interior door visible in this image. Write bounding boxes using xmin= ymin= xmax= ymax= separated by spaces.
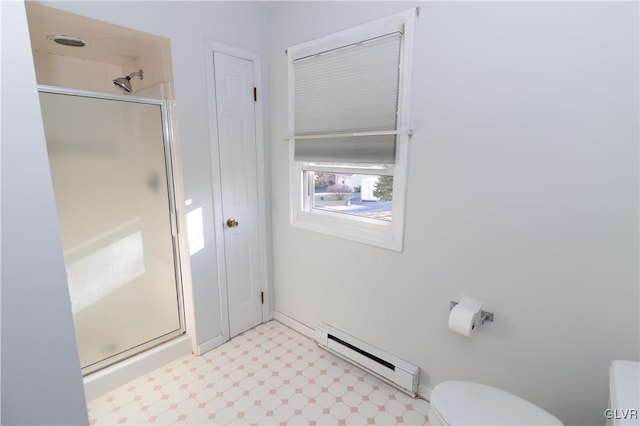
xmin=213 ymin=52 xmax=263 ymax=337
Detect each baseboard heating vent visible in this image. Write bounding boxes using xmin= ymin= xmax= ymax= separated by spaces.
xmin=315 ymin=322 xmax=419 ymax=396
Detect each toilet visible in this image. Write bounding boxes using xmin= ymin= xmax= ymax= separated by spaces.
xmin=607 ymin=360 xmax=639 ymax=426
xmin=429 ymin=381 xmax=563 ymax=425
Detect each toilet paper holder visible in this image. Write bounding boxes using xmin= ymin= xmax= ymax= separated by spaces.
xmin=450 ymin=301 xmax=494 ymax=325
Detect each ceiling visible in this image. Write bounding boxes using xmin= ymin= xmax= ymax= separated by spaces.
xmin=25 ymin=2 xmax=171 ymax=66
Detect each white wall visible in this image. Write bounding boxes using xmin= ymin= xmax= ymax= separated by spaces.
xmin=39 ymin=0 xmax=270 ymax=348
xmin=0 ymin=2 xmax=89 ymax=424
xmin=268 ymin=2 xmax=639 ymax=425
xmin=32 ymin=51 xmax=125 ymax=95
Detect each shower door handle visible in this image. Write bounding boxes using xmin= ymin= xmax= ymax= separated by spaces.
xmin=226 ymin=218 xmax=239 ymax=228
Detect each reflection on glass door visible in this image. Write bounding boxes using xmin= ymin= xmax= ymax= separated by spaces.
xmin=38 ymin=88 xmax=183 ymax=374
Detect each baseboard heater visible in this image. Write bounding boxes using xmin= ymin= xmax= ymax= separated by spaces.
xmin=314 ymin=322 xmax=419 ymax=396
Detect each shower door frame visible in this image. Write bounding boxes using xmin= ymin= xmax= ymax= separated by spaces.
xmin=38 ymin=84 xmax=187 ymax=376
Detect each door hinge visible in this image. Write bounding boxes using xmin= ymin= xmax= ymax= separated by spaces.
xmin=261 ymin=291 xmax=264 ymax=305
xmin=253 ymin=87 xmax=257 ymax=102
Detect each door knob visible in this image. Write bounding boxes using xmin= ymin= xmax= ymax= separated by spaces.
xmin=226 ymin=218 xmax=239 ymax=228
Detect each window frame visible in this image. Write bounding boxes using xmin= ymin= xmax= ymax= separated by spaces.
xmin=287 ymin=8 xmax=417 ymax=252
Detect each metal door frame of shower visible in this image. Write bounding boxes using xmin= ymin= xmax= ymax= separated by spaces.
xmin=37 ymin=84 xmax=187 ymax=376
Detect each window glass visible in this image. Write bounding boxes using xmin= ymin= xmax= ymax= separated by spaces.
xmin=310 ymin=172 xmax=393 ymax=222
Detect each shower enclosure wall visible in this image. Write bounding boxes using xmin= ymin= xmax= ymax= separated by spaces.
xmin=38 ymin=86 xmax=186 ymax=375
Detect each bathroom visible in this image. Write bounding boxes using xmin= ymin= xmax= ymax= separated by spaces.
xmin=1 ymin=1 xmax=638 ymax=426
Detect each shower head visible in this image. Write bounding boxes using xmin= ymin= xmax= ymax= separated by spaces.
xmin=113 ymin=69 xmax=144 ymax=93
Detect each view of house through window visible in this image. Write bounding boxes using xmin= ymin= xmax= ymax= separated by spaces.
xmin=309 ymin=171 xmax=393 ymax=222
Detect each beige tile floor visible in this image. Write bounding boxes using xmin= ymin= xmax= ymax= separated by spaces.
xmin=88 ymin=320 xmax=430 ymax=425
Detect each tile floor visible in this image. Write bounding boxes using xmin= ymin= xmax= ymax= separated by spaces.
xmin=88 ymin=320 xmax=430 ymax=425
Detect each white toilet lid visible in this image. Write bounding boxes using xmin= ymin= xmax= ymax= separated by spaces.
xmin=431 ymin=381 xmax=563 ymax=425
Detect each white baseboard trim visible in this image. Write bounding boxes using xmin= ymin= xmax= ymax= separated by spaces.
xmin=273 ymin=311 xmax=315 ymax=339
xmin=418 ymin=383 xmax=432 ymax=402
xmin=417 ymin=370 xmax=432 ymax=401
xmin=195 ymin=335 xmax=225 ymax=355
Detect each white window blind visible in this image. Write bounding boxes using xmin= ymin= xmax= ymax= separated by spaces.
xmin=293 ymin=32 xmax=402 ymax=163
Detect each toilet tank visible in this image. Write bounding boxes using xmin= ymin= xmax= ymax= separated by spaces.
xmin=607 ymin=360 xmax=640 ymax=426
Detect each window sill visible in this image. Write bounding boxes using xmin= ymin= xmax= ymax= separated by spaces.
xmin=290 ymin=210 xmax=403 ymax=252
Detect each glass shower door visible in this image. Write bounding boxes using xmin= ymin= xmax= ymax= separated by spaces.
xmin=38 ymin=88 xmax=183 ymax=374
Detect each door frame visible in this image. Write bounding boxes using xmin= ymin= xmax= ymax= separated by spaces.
xmin=204 ymin=41 xmax=271 ymax=342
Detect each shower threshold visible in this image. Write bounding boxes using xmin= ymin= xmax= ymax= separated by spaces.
xmin=83 ymin=334 xmax=191 ymax=401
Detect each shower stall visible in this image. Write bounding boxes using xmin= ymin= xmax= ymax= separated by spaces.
xmin=38 ymin=86 xmax=185 ymax=375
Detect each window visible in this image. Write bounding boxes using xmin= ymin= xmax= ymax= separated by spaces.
xmin=287 ymin=9 xmax=417 ymax=251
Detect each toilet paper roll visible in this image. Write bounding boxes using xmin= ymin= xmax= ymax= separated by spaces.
xmin=448 ymin=296 xmax=482 ymax=337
